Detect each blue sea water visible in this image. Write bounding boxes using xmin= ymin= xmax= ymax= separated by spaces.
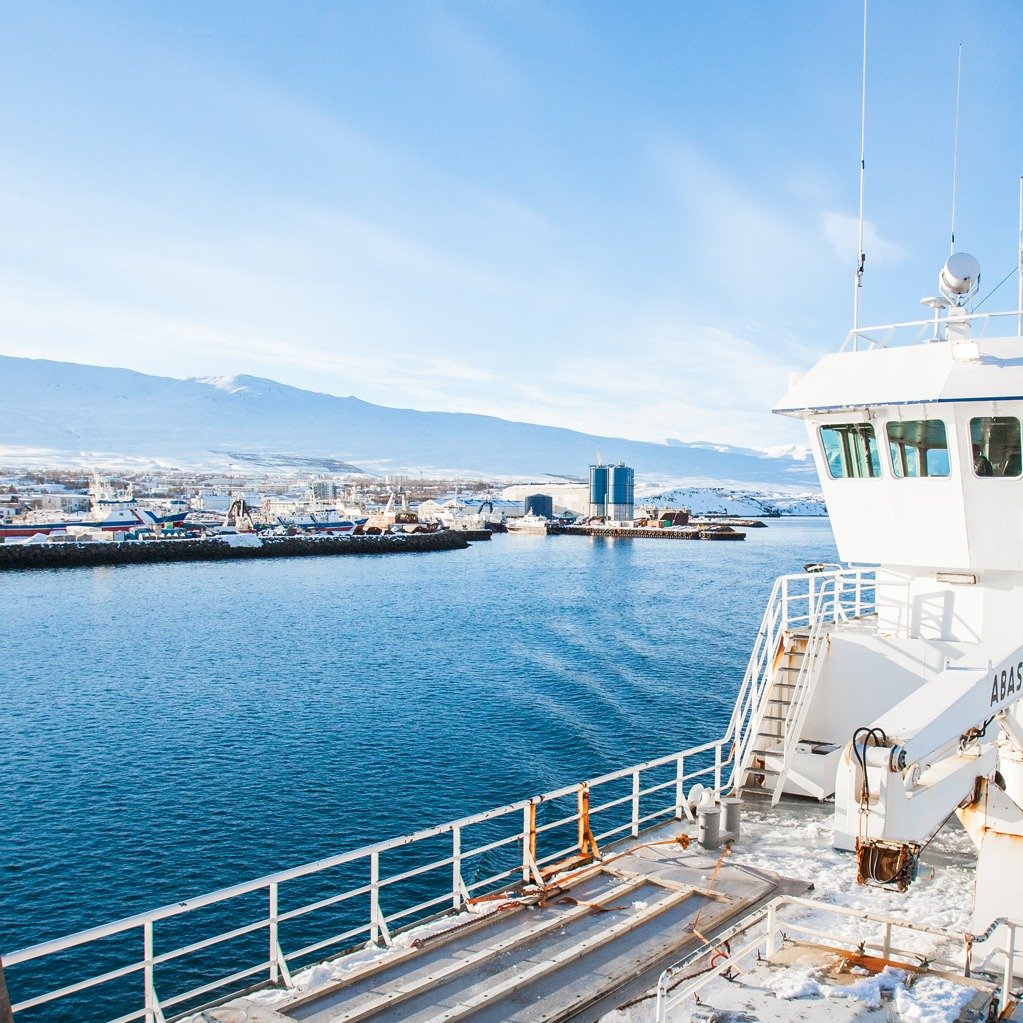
xmin=0 ymin=519 xmax=837 ymax=1021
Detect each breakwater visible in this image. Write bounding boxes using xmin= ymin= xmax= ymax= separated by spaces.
xmin=0 ymin=530 xmax=470 ymax=571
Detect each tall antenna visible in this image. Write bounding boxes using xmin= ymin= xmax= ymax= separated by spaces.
xmin=1018 ymin=176 xmax=1022 ymax=336
xmin=950 ymin=43 xmax=963 ymax=255
xmin=853 ymin=0 xmax=868 ymax=330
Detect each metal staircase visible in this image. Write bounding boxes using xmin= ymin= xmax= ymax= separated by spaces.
xmin=739 ymin=633 xmax=808 ymax=794
xmin=724 ymin=568 xmax=874 ymax=802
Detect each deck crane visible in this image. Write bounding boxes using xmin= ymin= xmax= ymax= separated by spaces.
xmin=833 ymin=642 xmax=1023 ymax=883
xmin=832 ymin=643 xmax=1023 ymax=972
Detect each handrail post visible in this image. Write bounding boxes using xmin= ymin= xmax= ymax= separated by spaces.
xmin=143 ymin=920 xmax=156 ymax=1023
xmin=522 ymin=803 xmax=536 ymax=882
xmin=452 ymin=827 xmax=463 ymax=910
xmin=269 ymin=882 xmax=280 ymax=984
xmin=577 ymin=783 xmax=593 ymax=856
xmin=631 ymin=770 xmax=641 ymax=837
xmin=766 ymin=901 xmax=777 ymax=961
xmin=370 ymin=852 xmax=381 ymax=945
xmin=1002 ymin=922 xmax=1016 ymax=1012
xmin=654 ymin=972 xmax=668 ymax=1023
xmin=714 ymin=743 xmax=722 ymax=794
xmin=0 ymin=956 xmax=13 ymax=1023
xmin=675 ymin=756 xmax=685 ymax=819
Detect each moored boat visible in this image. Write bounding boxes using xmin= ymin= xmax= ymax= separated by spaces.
xmin=505 ymin=511 xmax=554 ymax=535
xmin=0 ymin=475 xmax=188 ymax=539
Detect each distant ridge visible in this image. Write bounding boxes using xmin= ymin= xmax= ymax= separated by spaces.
xmin=0 ymin=354 xmax=818 ymax=486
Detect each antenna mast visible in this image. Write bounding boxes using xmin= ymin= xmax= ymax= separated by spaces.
xmin=950 ymin=43 xmax=963 ymax=255
xmin=854 ymin=0 xmax=868 ymax=331
xmin=1018 ymin=176 xmax=1022 ymax=336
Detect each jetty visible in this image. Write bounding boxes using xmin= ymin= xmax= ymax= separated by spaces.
xmin=689 ymin=516 xmax=767 ymax=528
xmin=554 ymin=523 xmax=746 ymax=541
xmin=0 ymin=530 xmax=471 ymax=572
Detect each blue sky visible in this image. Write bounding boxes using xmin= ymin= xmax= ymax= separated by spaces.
xmin=1 ymin=1 xmax=1022 ymax=449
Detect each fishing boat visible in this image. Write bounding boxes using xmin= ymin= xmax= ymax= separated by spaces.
xmin=0 ymin=476 xmax=188 ymax=539
xmin=505 ymin=510 xmax=554 ymax=535
xmin=416 ymin=498 xmax=489 ymax=532
xmin=364 ymin=492 xmax=439 ymax=534
xmin=261 ymin=489 xmax=368 ymax=535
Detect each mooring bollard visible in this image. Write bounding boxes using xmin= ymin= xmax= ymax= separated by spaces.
xmin=697 ymin=803 xmax=721 ymax=849
xmin=720 ymin=796 xmax=742 ymax=841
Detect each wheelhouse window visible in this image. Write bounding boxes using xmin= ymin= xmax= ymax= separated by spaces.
xmin=819 ymin=424 xmax=881 ymax=479
xmin=970 ymin=416 xmax=1022 ymax=477
xmin=886 ymin=420 xmax=950 ymax=478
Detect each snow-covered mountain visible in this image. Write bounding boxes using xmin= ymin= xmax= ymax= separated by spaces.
xmin=0 ymin=355 xmax=820 ymax=486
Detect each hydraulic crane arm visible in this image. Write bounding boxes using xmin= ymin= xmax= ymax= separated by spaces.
xmin=872 ymin=644 xmax=1023 ymax=770
xmin=833 ymin=639 xmax=1023 ymax=884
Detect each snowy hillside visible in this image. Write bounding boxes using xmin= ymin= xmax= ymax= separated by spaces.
xmin=0 ymin=355 xmax=821 ymax=486
xmin=639 ymin=484 xmax=827 ymax=517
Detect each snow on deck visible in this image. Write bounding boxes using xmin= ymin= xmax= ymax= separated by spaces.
xmin=182 ymin=800 xmax=977 ymax=1023
xmin=729 ymin=802 xmax=976 ymax=955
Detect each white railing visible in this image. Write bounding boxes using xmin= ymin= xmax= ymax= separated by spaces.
xmin=1 ymin=568 xmax=877 ymax=1023
xmin=841 ymin=308 xmax=1023 ymax=352
xmin=1 ymin=739 xmax=729 ymax=1023
xmin=655 ymin=894 xmax=1018 ymax=1022
xmin=725 ymin=567 xmax=875 ymax=793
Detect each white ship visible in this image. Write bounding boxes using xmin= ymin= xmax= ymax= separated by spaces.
xmin=14 ymin=173 xmax=1023 ymax=1023
xmin=417 ymin=498 xmax=506 ymax=532
xmin=417 ymin=498 xmax=490 ymax=532
xmin=363 ymin=492 xmax=439 ymax=534
xmin=10 ymin=250 xmax=1022 ymax=1023
xmin=260 ymin=489 xmax=368 ymax=535
xmin=505 ymin=510 xmax=555 ymax=535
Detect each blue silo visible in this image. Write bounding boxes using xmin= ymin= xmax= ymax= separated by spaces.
xmin=589 ymin=465 xmax=609 ymax=518
xmin=607 ymin=464 xmax=634 ymax=521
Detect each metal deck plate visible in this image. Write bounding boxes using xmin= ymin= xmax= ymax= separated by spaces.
xmin=216 ymin=823 xmax=809 ymax=1023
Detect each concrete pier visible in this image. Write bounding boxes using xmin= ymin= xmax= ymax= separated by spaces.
xmin=554 ymin=524 xmax=746 ymax=541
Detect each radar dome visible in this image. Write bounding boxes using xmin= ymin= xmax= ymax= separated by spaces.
xmin=939 ymin=251 xmax=981 ymax=301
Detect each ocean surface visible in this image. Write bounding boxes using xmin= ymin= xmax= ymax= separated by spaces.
xmin=1 ymin=518 xmax=837 ymax=1021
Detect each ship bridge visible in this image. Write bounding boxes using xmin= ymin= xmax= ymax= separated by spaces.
xmin=777 ymin=310 xmax=1023 ymax=581
xmin=734 ymin=267 xmax=1023 ymax=963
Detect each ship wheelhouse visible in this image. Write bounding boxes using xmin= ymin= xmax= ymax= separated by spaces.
xmin=778 ymin=328 xmax=1023 ymax=578
xmin=746 ymin=286 xmax=1023 ymax=957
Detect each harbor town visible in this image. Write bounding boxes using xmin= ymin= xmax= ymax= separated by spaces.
xmin=0 ymin=461 xmax=823 ymax=570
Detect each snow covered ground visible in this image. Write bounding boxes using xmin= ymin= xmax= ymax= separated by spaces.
xmin=638 ymin=483 xmax=826 ymax=516
xmin=728 ymin=805 xmax=975 ymax=948
xmin=601 ymin=804 xmax=979 ymax=1023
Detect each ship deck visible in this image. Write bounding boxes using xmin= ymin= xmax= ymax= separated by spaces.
xmin=181 ymin=797 xmax=985 ymax=1023
xmin=192 ymin=816 xmax=811 ymax=1023
xmin=656 ymin=942 xmax=998 ymax=1023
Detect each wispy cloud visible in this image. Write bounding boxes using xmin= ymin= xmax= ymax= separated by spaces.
xmin=0 ymin=157 xmax=815 ymax=450
xmin=654 ymin=142 xmax=838 ymax=312
xmin=426 ymin=7 xmax=522 ymax=100
xmin=821 ymin=211 xmax=906 ymax=266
